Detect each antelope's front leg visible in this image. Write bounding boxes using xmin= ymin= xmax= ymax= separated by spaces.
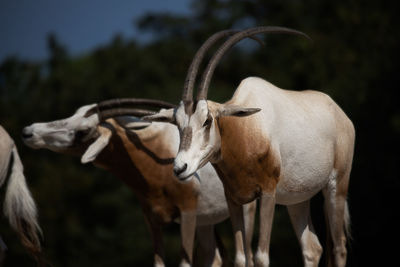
xmin=227 ymin=198 xmax=247 ymax=267
xmin=180 ymin=210 xmax=197 ymax=267
xmin=255 ymin=192 xmax=276 ymax=267
xmin=244 ymin=201 xmax=257 ymax=267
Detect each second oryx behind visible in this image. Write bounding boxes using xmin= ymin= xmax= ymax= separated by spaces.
xmin=22 ymin=98 xmax=256 ymax=267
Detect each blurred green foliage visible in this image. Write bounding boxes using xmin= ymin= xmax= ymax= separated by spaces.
xmin=1 ymin=0 xmax=398 ymax=266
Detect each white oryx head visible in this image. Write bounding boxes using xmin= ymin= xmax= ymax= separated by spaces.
xmin=22 ymin=104 xmax=100 ymax=152
xmin=22 ymin=98 xmax=175 ymax=163
xmin=143 ymin=26 xmax=309 ymax=180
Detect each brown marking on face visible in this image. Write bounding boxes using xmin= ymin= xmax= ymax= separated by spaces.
xmin=179 ymin=127 xmax=193 ymax=151
xmin=214 ymin=114 xmax=281 ymax=205
xmin=183 ymin=100 xmax=194 ymax=115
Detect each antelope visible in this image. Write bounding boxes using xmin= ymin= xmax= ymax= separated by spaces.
xmin=143 ymin=26 xmax=355 ymax=267
xmin=22 ymin=98 xmax=257 ymax=267
xmin=0 ymin=125 xmax=43 ymax=265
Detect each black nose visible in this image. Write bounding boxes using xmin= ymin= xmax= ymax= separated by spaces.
xmin=22 ymin=127 xmax=33 ymax=139
xmin=174 ymin=163 xmax=187 ymax=176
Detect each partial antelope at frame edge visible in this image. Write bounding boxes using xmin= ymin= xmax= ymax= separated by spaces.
xmin=22 ymin=98 xmax=257 ymax=267
xmin=0 ymin=125 xmax=44 ymax=266
xmin=143 ymin=26 xmax=355 ymax=267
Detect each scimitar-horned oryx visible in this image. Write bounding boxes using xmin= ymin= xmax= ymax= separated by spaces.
xmin=143 ymin=26 xmax=355 ymax=267
xmin=22 ymin=98 xmax=257 ymax=267
xmin=0 ymin=125 xmax=44 ymax=265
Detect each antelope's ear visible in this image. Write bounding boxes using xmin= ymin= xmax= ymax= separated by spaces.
xmin=114 ymin=117 xmax=152 ymax=131
xmin=81 ymin=126 xmax=112 ymax=164
xmin=122 ymin=121 xmax=152 ymax=131
xmin=142 ymin=108 xmax=176 ymax=124
xmin=218 ymin=105 xmax=261 ymax=118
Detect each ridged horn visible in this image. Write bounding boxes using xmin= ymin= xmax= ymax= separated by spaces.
xmin=97 ymin=98 xmax=176 ymax=110
xmin=183 ymin=30 xmax=237 ymax=104
xmin=84 ymin=98 xmax=176 ymax=119
xmin=183 ymin=30 xmax=265 ymax=112
xmin=97 ymin=108 xmax=156 ymax=121
xmin=196 ymin=26 xmax=311 ymax=101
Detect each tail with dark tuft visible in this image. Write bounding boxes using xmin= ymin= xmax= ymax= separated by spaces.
xmin=3 ymin=146 xmax=48 ymax=265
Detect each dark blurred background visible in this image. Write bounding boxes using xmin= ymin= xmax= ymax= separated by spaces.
xmin=0 ymin=0 xmax=398 ymax=266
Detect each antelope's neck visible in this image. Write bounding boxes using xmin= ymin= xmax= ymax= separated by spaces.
xmin=95 ymin=121 xmax=199 ymax=216
xmin=102 ymin=122 xmax=175 ymax=188
xmin=214 ymin=116 xmax=281 ymax=205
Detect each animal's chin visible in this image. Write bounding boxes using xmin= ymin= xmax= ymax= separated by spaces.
xmin=22 ymin=138 xmax=43 ymax=149
xmin=176 ymin=172 xmax=195 ymax=182
xmin=40 ymin=140 xmax=76 ymax=152
xmin=25 ymin=143 xmax=41 ymax=150
xmin=48 ymin=146 xmax=70 ymax=153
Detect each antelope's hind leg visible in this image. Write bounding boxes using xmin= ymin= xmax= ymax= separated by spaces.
xmin=287 ymin=200 xmax=323 ymax=267
xmin=323 ymin=170 xmax=351 ymax=267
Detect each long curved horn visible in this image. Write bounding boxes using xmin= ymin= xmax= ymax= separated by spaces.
xmin=97 ymin=108 xmax=156 ymax=121
xmin=182 ymin=30 xmax=237 ymax=105
xmin=84 ymin=98 xmax=176 ymax=118
xmin=97 ymin=98 xmax=176 ymax=110
xmin=183 ymin=30 xmax=265 ymax=111
xmin=196 ymin=26 xmax=311 ymax=101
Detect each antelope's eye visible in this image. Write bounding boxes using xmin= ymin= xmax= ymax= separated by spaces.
xmin=203 ymin=116 xmax=212 ymax=128
xmin=75 ymin=129 xmax=90 ymax=139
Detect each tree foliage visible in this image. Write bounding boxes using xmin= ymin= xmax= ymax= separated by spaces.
xmin=0 ymin=0 xmax=398 ymax=266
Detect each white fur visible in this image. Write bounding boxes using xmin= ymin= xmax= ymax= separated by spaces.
xmin=195 ymin=164 xmax=229 ymax=226
xmin=255 ymin=250 xmax=269 ymax=267
xmin=4 ymin=147 xmax=40 ymax=235
xmin=23 ymin=104 xmax=99 ymax=151
xmin=81 ymin=127 xmax=112 ymax=163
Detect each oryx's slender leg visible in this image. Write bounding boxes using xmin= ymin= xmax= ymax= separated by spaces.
xmin=323 ymin=170 xmax=351 ymax=267
xmin=287 ymin=200 xmax=322 ymax=267
xmin=195 ymin=225 xmax=222 ymax=267
xmin=143 ymin=214 xmax=165 ymax=267
xmin=255 ymin=193 xmax=275 ymax=267
xmin=243 ymin=201 xmax=256 ymax=267
xmin=180 ymin=210 xmax=197 ymax=267
xmin=227 ymin=198 xmax=247 ymax=267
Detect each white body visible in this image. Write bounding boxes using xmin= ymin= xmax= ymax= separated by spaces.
xmin=234 ymin=78 xmax=345 ymax=205
xmin=213 ymin=77 xmax=353 ymax=267
xmin=146 ymin=76 xmax=354 ymax=267
xmin=190 ymin=163 xmax=229 ymax=226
